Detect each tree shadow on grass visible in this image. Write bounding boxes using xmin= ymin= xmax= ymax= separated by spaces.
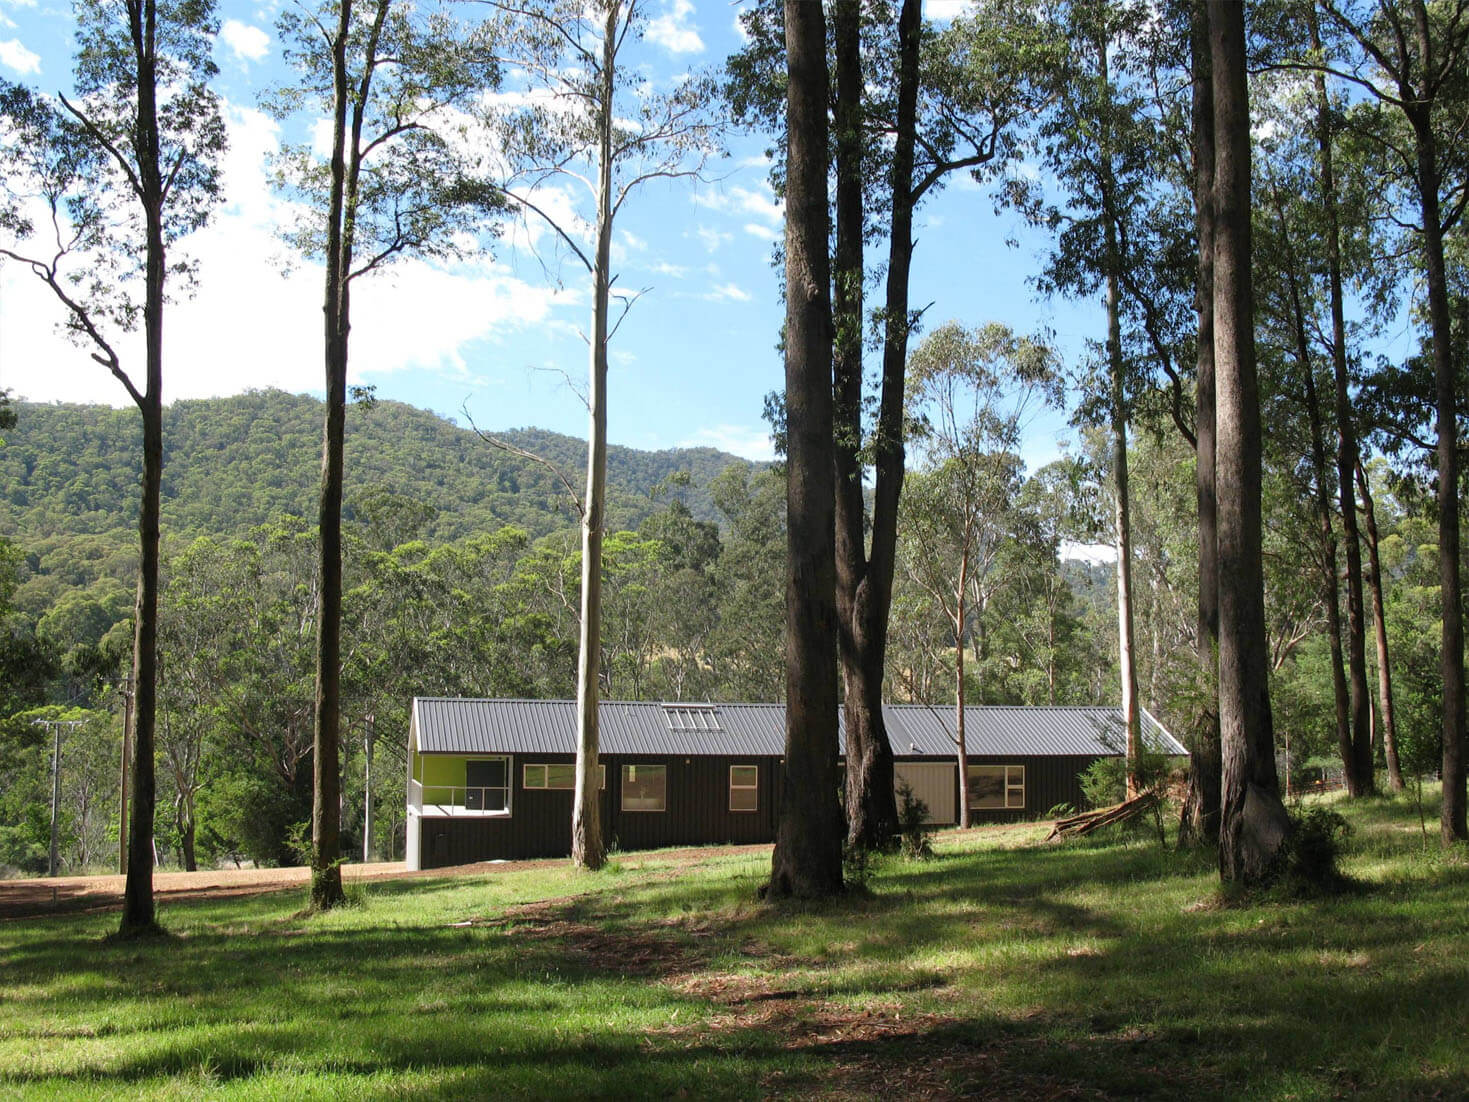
xmin=5 ymin=829 xmax=1468 ymax=1100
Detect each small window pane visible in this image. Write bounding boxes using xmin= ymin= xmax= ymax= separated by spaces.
xmin=525 ymin=763 xmax=603 ymax=791
xmin=622 ymin=764 xmax=666 ymax=811
xmin=729 ymin=765 xmax=758 ymax=812
xmin=1005 ymin=766 xmax=1025 ymax=809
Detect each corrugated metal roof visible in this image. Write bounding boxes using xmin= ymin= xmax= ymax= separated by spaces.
xmin=412 ymin=698 xmax=1189 ymax=758
xmin=883 ymin=704 xmax=1186 ymax=757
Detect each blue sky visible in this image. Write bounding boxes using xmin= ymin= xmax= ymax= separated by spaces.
xmin=0 ymin=0 xmax=1096 ymax=469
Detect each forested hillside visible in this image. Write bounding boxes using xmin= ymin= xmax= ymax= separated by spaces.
xmin=1 ymin=391 xmax=747 ymax=545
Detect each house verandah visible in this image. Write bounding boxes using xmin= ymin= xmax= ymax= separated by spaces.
xmin=405 ymin=697 xmax=1187 ymax=870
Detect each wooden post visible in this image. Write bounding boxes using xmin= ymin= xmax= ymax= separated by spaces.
xmin=363 ymin=714 xmax=374 ymax=863
xmin=48 ymin=721 xmax=62 ymax=878
xmin=119 ymin=675 xmax=133 ymax=875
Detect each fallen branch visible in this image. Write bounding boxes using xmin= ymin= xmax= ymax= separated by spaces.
xmin=1046 ymin=791 xmax=1159 ymax=841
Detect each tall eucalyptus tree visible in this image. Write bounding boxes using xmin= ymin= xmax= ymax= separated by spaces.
xmin=0 ymin=0 xmax=225 ymax=934
xmin=767 ymin=0 xmax=843 ymax=899
xmin=730 ymin=0 xmax=1052 ymax=849
xmin=270 ymin=0 xmax=502 ymax=907
xmin=1306 ymin=0 xmax=1469 ymax=842
xmin=481 ymin=0 xmax=718 ymax=870
xmin=1210 ymin=0 xmax=1289 ymax=883
xmin=1009 ymin=0 xmax=1181 ymax=794
xmin=1181 ymin=0 xmax=1221 ymax=847
xmin=903 ymin=323 xmax=1060 ymax=824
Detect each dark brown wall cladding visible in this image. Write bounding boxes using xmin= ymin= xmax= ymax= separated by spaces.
xmin=418 ymin=752 xmax=1101 ymax=867
xmin=418 ymin=753 xmax=784 ymax=867
xmin=604 ymin=755 xmax=782 ymax=852
xmin=945 ymin=754 xmax=1104 ymax=822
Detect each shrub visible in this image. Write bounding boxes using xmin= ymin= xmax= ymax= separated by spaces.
xmin=896 ymin=780 xmax=934 ymax=860
xmin=842 ymin=841 xmax=879 ymax=888
xmin=1279 ymin=805 xmax=1353 ymax=893
xmin=1080 ymin=756 xmax=1127 ymax=809
xmin=1080 ymin=745 xmax=1172 ymax=810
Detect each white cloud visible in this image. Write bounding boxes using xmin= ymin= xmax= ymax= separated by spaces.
xmin=220 ymin=19 xmax=270 ymax=64
xmin=0 ymin=101 xmax=579 ymax=409
xmin=0 ymin=37 xmax=39 ymax=75
xmin=743 ymin=222 xmax=778 ymax=243
xmin=503 ymin=182 xmax=591 ymax=264
xmin=694 ymin=225 xmax=731 ymax=253
xmin=310 ymin=117 xmax=334 ymax=159
xmin=619 ymin=229 xmax=647 ymax=252
xmin=924 ymin=0 xmax=974 ymax=20
xmin=646 ymin=0 xmax=704 ymax=55
xmin=679 ymin=424 xmax=775 ymax=462
xmin=691 ymin=184 xmax=782 ymax=225
xmin=705 ymin=282 xmax=751 ymax=303
xmin=648 ymin=261 xmax=688 ymax=278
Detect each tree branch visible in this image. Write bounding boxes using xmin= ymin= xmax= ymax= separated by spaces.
xmin=460 ymin=401 xmax=586 ymax=517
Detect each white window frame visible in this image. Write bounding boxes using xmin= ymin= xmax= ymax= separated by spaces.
xmin=967 ymin=764 xmax=1025 ymax=810
xmin=621 ymin=764 xmax=667 ymax=812
xmin=729 ymin=764 xmax=759 ymax=812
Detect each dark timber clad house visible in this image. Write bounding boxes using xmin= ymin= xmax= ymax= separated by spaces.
xmin=406 ymin=698 xmax=1187 ymax=869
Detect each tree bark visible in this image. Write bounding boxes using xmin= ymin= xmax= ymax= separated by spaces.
xmin=1210 ymin=0 xmax=1289 ymax=884
xmin=1094 ymin=26 xmax=1140 ymax=797
xmin=120 ymin=0 xmax=163 ymax=936
xmin=955 ymin=566 xmax=971 ymax=828
xmin=1108 ymin=273 xmax=1141 ymax=795
xmin=123 ymin=397 xmax=161 ymax=931
xmin=176 ymin=791 xmax=197 ymax=872
xmin=1309 ymin=5 xmax=1373 ymax=796
xmin=836 ymin=0 xmax=921 ymax=853
xmin=831 ymin=0 xmax=884 ymax=854
xmin=1420 ymin=140 xmax=1466 ymax=842
xmin=767 ymin=0 xmax=843 ymax=899
xmin=572 ymin=0 xmax=618 ymax=873
xmin=310 ymin=0 xmax=356 ymax=912
xmin=1357 ymin=460 xmax=1404 ymax=791
xmin=1181 ymin=0 xmax=1221 ymax=848
xmin=1398 ymin=5 xmax=1466 ymax=842
xmin=1271 ymin=183 xmax=1352 ymax=795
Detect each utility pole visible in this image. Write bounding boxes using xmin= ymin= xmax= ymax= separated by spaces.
xmin=34 ymin=718 xmax=85 ymax=877
xmin=119 ymin=676 xmax=134 ymax=875
xmin=363 ymin=714 xmax=375 ymax=863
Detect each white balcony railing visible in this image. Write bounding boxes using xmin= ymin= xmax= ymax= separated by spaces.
xmin=408 ymin=779 xmax=510 ymax=816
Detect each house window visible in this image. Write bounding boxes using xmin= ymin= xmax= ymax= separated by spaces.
xmin=524 ymin=763 xmax=604 ymax=790
xmin=968 ymin=764 xmax=1025 ymax=810
xmin=622 ymin=764 xmax=667 ymax=811
xmin=465 ymin=758 xmax=510 ymax=811
xmin=729 ymin=765 xmax=758 ymax=812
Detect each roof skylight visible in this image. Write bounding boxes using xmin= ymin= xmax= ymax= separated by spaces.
xmin=662 ymin=705 xmax=722 ymax=732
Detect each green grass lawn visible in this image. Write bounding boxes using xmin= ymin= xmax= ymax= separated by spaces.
xmin=3 ymin=790 xmax=1467 ymax=1100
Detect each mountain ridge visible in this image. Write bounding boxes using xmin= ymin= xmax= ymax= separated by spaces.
xmin=1 ymin=389 xmax=758 ymax=551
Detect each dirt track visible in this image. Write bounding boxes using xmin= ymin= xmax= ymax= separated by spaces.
xmin=0 ymin=844 xmax=773 ymax=921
